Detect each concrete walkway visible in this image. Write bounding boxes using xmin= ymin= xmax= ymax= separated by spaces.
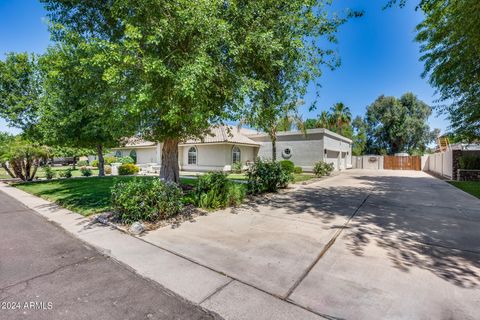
xmin=0 ymin=191 xmax=219 ymax=320
xmin=1 ymin=170 xmax=479 ymax=319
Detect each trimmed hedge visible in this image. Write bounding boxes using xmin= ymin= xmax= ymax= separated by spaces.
xmin=279 ymin=160 xmax=295 ymax=174
xmin=247 ymin=159 xmax=293 ymax=194
xmin=118 ymin=163 xmax=139 ymax=175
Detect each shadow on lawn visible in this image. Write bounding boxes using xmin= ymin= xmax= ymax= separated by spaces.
xmin=232 ymin=172 xmax=480 ymax=289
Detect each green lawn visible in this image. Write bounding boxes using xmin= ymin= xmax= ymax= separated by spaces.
xmin=0 ymin=166 xmax=99 ymax=180
xmin=448 ymin=181 xmax=480 ymax=199
xmin=15 ymin=176 xmax=197 ymax=216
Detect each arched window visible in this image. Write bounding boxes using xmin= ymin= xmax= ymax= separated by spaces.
xmin=115 ymin=150 xmax=122 ymax=157
xmin=188 ymin=147 xmax=197 ymax=165
xmin=129 ymin=150 xmax=137 ymax=163
xmin=232 ymin=146 xmax=241 ymax=163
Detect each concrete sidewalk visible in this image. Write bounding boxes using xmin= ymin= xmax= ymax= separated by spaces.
xmin=0 ymin=190 xmax=219 ymax=320
xmin=0 ymin=183 xmax=323 ymax=320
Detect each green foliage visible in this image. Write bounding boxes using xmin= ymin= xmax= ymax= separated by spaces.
xmin=58 ymin=168 xmax=73 ymax=178
xmin=80 ymin=167 xmax=92 ymax=177
xmin=104 ymin=156 xmax=117 ymax=165
xmin=352 ymin=116 xmax=367 ymax=156
xmin=458 ymin=156 xmax=480 ymax=170
xmin=118 ymin=163 xmax=139 ymax=176
xmin=247 ymin=159 xmax=293 ymax=194
xmin=76 ymin=160 xmax=88 ymax=167
xmin=313 ymin=161 xmax=334 ymax=177
xmin=231 ymin=162 xmax=243 ymax=174
xmin=104 ymin=165 xmax=112 ymax=175
xmin=118 ymin=156 xmax=134 ymax=165
xmin=129 ymin=150 xmax=137 ymax=164
xmin=303 ymin=104 xmax=353 ymax=139
xmin=414 ymin=0 xmax=480 ymax=140
xmin=111 ymin=178 xmax=183 ymax=223
xmin=294 ymin=166 xmax=303 ymax=174
xmin=91 ymin=160 xmax=99 ymax=167
xmin=195 ymin=172 xmax=245 ymax=209
xmin=43 ymin=166 xmax=56 ymax=180
xmin=279 ymin=160 xmax=295 ymax=174
xmin=365 ymin=93 xmax=435 ymax=155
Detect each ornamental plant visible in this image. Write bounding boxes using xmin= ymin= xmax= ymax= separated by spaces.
xmin=246 ymin=159 xmax=293 ymax=194
xmin=118 ymin=163 xmax=139 ymax=175
xmin=313 ymin=161 xmax=334 ymax=177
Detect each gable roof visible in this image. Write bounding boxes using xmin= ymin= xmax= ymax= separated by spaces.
xmin=181 ymin=126 xmax=260 ymax=146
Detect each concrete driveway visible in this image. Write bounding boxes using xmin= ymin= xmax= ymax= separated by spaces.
xmin=143 ymin=170 xmax=480 ymax=319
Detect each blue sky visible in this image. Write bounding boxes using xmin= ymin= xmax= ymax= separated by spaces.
xmin=0 ymin=0 xmax=449 ymax=134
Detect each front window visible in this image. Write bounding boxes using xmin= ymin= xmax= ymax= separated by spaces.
xmin=232 ymin=146 xmax=241 ymax=163
xmin=188 ymin=147 xmax=197 ymax=165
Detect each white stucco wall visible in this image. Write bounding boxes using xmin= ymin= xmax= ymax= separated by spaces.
xmin=136 ymin=148 xmax=158 ymax=164
xmin=180 ymin=144 xmax=258 ymax=172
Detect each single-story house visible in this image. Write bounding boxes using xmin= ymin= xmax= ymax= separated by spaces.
xmin=110 ymin=126 xmax=352 ymax=172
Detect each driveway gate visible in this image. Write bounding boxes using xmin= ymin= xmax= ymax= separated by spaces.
xmin=383 ymin=156 xmax=421 ymax=170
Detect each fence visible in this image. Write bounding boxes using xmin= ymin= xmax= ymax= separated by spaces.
xmin=427 ymin=150 xmax=453 ymax=179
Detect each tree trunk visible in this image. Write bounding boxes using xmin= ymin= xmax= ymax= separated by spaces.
xmin=30 ymin=159 xmax=39 ymax=180
xmin=160 ymin=138 xmax=180 ymax=183
xmin=72 ymin=156 xmax=77 ymax=170
xmin=1 ymin=163 xmax=15 ymax=179
xmin=271 ymin=135 xmax=277 ymax=161
xmin=97 ymin=144 xmax=105 ymax=176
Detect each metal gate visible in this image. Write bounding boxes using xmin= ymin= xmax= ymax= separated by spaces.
xmin=383 ymin=156 xmax=421 ymax=171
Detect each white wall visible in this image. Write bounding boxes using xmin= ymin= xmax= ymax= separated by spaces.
xmin=426 ymin=151 xmax=452 ymax=179
xmin=136 ymin=148 xmax=158 ymax=164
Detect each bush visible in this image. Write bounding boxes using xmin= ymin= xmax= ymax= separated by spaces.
xmin=279 ymin=160 xmax=295 ymax=174
xmin=118 ymin=156 xmax=135 ymax=165
xmin=59 ymin=168 xmax=73 ymax=178
xmin=111 ymin=178 xmax=183 ymax=223
xmin=246 ymin=159 xmax=293 ymax=194
xmin=91 ymin=159 xmax=99 ymax=167
xmin=313 ymin=161 xmax=334 ymax=177
xmin=80 ymin=167 xmax=92 ymax=177
xmin=104 ymin=165 xmax=112 ymax=175
xmin=76 ymin=160 xmax=88 ymax=167
xmin=43 ymin=166 xmax=56 ymax=180
xmin=459 ymin=156 xmax=480 ymax=170
xmin=194 ymin=172 xmax=245 ymax=209
xmin=104 ymin=156 xmax=117 ymax=165
xmin=231 ymin=162 xmax=243 ymax=174
xmin=118 ymin=163 xmax=139 ymax=175
xmin=294 ymin=166 xmax=303 ymax=174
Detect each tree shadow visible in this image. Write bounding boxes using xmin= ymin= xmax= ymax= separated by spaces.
xmin=229 ymin=173 xmax=480 ymax=288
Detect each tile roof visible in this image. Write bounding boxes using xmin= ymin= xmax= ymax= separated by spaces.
xmin=182 ymin=126 xmax=260 ymax=146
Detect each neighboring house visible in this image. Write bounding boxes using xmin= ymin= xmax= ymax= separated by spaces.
xmin=111 ymin=125 xmax=352 ymax=172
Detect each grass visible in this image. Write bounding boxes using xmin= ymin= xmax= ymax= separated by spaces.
xmin=447 ymin=181 xmax=480 ymax=199
xmin=0 ymin=166 xmax=99 ymax=180
xmin=15 ymin=176 xmax=197 ymax=216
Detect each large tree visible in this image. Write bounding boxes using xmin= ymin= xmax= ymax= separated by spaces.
xmin=352 ymin=116 xmax=367 ymax=156
xmin=388 ymin=0 xmax=480 ymax=140
xmin=0 ymin=53 xmax=42 ymax=138
xmin=365 ymin=93 xmax=435 ymax=154
xmin=40 ymin=0 xmax=359 ymax=182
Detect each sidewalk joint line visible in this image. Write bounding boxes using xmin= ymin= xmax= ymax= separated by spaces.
xmin=199 ymin=279 xmax=235 ymax=305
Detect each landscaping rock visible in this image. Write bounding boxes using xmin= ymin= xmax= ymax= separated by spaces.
xmin=129 ymin=222 xmax=145 ymax=235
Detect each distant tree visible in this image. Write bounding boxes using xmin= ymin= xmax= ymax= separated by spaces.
xmin=329 ymin=102 xmax=352 ymax=135
xmin=365 ymin=93 xmax=434 ymax=154
xmin=352 ymin=116 xmax=367 ymax=156
xmin=304 ymin=118 xmax=318 ymax=130
xmin=50 ymin=146 xmax=95 ymax=170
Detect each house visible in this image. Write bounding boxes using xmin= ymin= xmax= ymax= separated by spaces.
xmin=111 ymin=126 xmax=352 ymax=172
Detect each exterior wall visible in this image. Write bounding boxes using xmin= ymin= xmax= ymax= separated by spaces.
xmin=251 ymin=131 xmax=352 ymax=172
xmin=457 ymin=170 xmax=480 ymax=181
xmin=180 ymin=144 xmax=258 ymax=172
xmin=136 ymin=147 xmax=158 ymax=164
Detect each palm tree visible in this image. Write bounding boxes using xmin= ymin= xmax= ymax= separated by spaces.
xmin=316 ymin=111 xmax=332 ymax=129
xmin=330 ymin=102 xmax=352 ymax=135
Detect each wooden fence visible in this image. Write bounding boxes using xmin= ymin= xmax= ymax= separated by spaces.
xmin=383 ymin=156 xmax=421 ymax=171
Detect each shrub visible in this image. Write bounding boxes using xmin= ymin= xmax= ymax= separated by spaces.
xmin=118 ymin=156 xmax=135 ymax=165
xmin=246 ymin=159 xmax=293 ymax=194
xmin=111 ymin=178 xmax=183 ymax=223
xmin=104 ymin=156 xmax=118 ymax=165
xmin=195 ymin=172 xmax=245 ymax=209
xmin=294 ymin=166 xmax=303 ymax=174
xmin=231 ymin=161 xmax=243 ymax=174
xmin=279 ymin=160 xmax=295 ymax=174
xmin=458 ymin=156 xmax=480 ymax=170
xmin=118 ymin=163 xmax=139 ymax=175
xmin=76 ymin=160 xmax=88 ymax=167
xmin=80 ymin=167 xmax=92 ymax=177
xmin=313 ymin=161 xmax=334 ymax=177
xmin=91 ymin=159 xmax=99 ymax=167
xmin=43 ymin=166 xmax=56 ymax=180
xmin=104 ymin=165 xmax=112 ymax=175
xmin=59 ymin=168 xmax=73 ymax=178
